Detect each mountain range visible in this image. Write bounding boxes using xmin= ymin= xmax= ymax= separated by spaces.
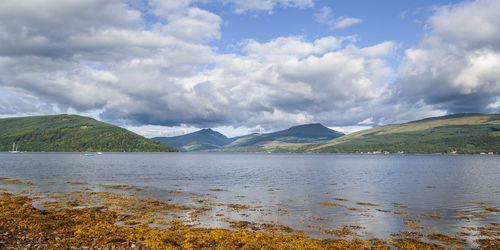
xmin=152 ymin=123 xmax=344 ymax=152
xmin=1 ymin=113 xmax=499 ymax=154
xmin=153 ymin=113 xmax=500 ymax=154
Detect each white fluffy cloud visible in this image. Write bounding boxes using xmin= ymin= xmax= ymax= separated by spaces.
xmin=395 ymin=0 xmax=500 ymax=113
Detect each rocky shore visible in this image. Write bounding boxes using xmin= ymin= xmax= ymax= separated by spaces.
xmin=0 ymin=178 xmax=499 ymax=249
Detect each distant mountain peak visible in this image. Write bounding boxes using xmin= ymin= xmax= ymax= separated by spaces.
xmin=288 ymin=123 xmax=328 ymax=130
xmin=277 ymin=123 xmax=343 ymax=137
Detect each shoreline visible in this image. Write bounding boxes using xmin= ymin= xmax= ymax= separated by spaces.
xmin=1 ymin=151 xmax=498 ymax=155
xmin=0 ymin=178 xmax=498 ymax=249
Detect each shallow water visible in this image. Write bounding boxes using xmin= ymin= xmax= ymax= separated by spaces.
xmin=1 ymin=152 xmax=499 ymax=244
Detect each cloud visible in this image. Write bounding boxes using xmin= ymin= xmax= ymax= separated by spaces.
xmin=488 ymin=100 xmax=500 ymax=109
xmin=0 ymin=0 xmax=142 ymax=58
xmin=95 ymin=35 xmax=398 ymax=130
xmin=357 ymin=117 xmax=373 ymax=125
xmin=241 ymin=36 xmax=345 ymax=61
xmin=0 ymin=0 xmax=217 ymax=112
xmin=0 ymin=0 xmax=433 ymax=132
xmin=149 ymin=0 xmax=314 ymax=15
xmin=345 ymin=41 xmax=398 ymax=58
xmin=333 ymin=17 xmax=363 ymax=29
xmin=150 ymin=0 xmax=195 ymax=19
xmin=328 ymin=125 xmax=372 ymax=135
xmin=222 ymin=0 xmax=314 ymax=13
xmin=315 ymin=6 xmax=362 ymax=29
xmin=0 ymin=88 xmax=57 ymax=116
xmin=161 ymin=7 xmax=222 ymax=42
xmin=395 ymin=0 xmax=500 ymax=113
xmin=0 ymin=94 xmax=38 ymax=116
xmin=429 ymin=0 xmax=500 ymax=50
xmin=1 ymin=0 xmax=481 ymax=134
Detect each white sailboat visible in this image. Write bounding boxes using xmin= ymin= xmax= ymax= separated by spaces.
xmin=9 ymin=142 xmax=19 ymax=153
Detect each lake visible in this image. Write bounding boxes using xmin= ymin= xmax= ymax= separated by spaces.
xmin=1 ymin=152 xmax=499 ymax=248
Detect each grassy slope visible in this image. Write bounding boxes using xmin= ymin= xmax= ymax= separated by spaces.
xmin=0 ymin=114 xmax=177 ymax=152
xmin=308 ymin=113 xmax=500 ymax=154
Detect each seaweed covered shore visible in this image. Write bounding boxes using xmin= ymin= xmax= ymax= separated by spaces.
xmin=0 ymin=178 xmax=499 ymax=249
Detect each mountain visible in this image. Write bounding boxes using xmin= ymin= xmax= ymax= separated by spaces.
xmin=210 ymin=123 xmax=342 ymax=152
xmin=152 ymin=128 xmax=232 ymax=152
xmin=307 ymin=113 xmax=500 ymax=154
xmin=0 ymin=114 xmax=177 ymax=152
xmin=225 ymin=123 xmax=344 ymax=152
xmin=152 ymin=123 xmax=344 ymax=152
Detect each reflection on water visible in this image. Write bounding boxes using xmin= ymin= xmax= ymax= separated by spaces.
xmin=0 ymin=152 xmax=499 ymax=247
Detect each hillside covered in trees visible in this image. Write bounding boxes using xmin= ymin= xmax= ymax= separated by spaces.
xmin=0 ymin=114 xmax=177 ymax=152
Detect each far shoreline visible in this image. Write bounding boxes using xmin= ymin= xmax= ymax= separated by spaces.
xmin=1 ymin=151 xmax=498 ymax=155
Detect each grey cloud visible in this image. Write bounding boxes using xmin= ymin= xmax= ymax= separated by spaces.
xmin=395 ymin=0 xmax=500 ymax=114
xmin=0 ymin=56 xmax=118 ymax=111
xmin=0 ymin=0 xmax=141 ymax=58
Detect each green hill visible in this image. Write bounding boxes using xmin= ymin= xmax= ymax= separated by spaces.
xmin=308 ymin=113 xmax=500 ymax=154
xmin=152 ymin=129 xmax=232 ymax=152
xmin=0 ymin=114 xmax=177 ymax=152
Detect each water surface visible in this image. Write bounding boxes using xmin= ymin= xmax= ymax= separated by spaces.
xmin=1 ymin=152 xmax=498 ymax=246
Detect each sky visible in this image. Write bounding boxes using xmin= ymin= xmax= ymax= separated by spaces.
xmin=0 ymin=0 xmax=499 ymax=137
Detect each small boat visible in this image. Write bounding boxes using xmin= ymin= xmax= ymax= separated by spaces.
xmin=84 ymin=153 xmax=95 ymax=156
xmin=9 ymin=142 xmax=19 ymax=153
xmin=96 ymin=152 xmax=102 ymax=155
